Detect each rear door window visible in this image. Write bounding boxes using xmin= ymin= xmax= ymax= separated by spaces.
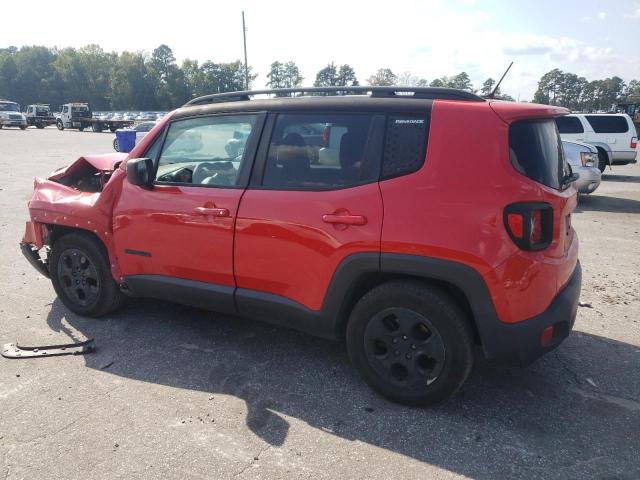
xmin=509 ymin=119 xmax=567 ymax=190
xmin=555 ymin=116 xmax=584 ymax=134
xmin=585 ymin=115 xmax=629 ymax=133
xmin=262 ymin=113 xmax=385 ymax=190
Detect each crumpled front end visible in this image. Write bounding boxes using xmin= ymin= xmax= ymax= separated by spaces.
xmin=21 ymin=152 xmax=127 ymax=280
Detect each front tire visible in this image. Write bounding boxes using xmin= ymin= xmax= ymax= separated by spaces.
xmin=50 ymin=232 xmax=124 ymax=317
xmin=56 ymin=120 xmax=64 ymax=131
xmin=19 ymin=125 xmax=27 ymax=130
xmin=113 ymin=138 xmax=119 ymax=152
xmin=346 ymin=280 xmax=474 ymax=406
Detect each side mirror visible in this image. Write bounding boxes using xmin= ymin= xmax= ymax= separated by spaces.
xmin=126 ymin=158 xmax=154 ymax=189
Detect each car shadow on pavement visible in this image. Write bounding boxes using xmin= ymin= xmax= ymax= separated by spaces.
xmin=575 ymin=194 xmax=640 ymax=214
xmin=45 ymin=299 xmax=640 ymax=480
xmin=601 ymin=173 xmax=640 ymax=184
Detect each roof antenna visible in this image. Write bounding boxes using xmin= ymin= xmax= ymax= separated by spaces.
xmin=488 ymin=61 xmax=513 ymax=99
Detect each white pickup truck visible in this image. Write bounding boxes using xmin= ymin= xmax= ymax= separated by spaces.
xmin=555 ymin=113 xmax=638 ymax=172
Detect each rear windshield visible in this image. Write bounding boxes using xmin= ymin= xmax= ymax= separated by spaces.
xmin=509 ymin=119 xmax=566 ymax=190
xmin=585 ymin=115 xmax=629 ymax=134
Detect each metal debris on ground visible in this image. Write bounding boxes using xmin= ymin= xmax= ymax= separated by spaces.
xmin=1 ymin=339 xmax=94 ymax=359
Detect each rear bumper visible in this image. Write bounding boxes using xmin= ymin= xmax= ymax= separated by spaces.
xmin=611 ymin=151 xmax=637 ymax=164
xmin=481 ymin=261 xmax=581 ymax=366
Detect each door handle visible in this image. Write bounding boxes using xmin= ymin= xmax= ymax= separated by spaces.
xmin=193 ymin=206 xmax=230 ymax=217
xmin=322 ymin=213 xmax=367 ymax=226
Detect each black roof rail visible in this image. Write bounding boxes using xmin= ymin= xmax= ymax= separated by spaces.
xmin=185 ymin=86 xmax=484 ymax=106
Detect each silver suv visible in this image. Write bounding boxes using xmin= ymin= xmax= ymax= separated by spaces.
xmin=555 ymin=113 xmax=638 ymax=171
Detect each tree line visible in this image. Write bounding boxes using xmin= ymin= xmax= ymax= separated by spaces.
xmin=533 ymin=69 xmax=640 ymax=111
xmin=2 ymin=44 xmax=638 ymax=111
xmin=0 ymin=44 xmax=252 ymax=111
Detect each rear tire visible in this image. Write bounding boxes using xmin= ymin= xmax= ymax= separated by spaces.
xmin=36 ymin=123 xmax=45 ymax=129
xmin=19 ymin=125 xmax=27 ymax=130
xmin=78 ymin=126 xmax=85 ymax=132
xmin=597 ymin=148 xmax=609 ymax=172
xmin=56 ymin=120 xmax=64 ymax=131
xmin=92 ymin=123 xmax=103 ymax=133
xmin=50 ymin=232 xmax=124 ymax=317
xmin=113 ymin=138 xmax=119 ymax=152
xmin=346 ymin=280 xmax=474 ymax=406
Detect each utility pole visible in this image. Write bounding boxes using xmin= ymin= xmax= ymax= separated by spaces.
xmin=242 ymin=11 xmax=249 ymax=90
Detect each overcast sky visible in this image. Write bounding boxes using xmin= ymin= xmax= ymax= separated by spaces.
xmin=4 ymin=0 xmax=640 ymax=100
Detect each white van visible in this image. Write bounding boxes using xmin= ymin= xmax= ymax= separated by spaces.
xmin=555 ymin=113 xmax=638 ymax=171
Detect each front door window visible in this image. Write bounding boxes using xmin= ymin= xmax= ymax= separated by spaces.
xmin=156 ymin=115 xmax=257 ymax=187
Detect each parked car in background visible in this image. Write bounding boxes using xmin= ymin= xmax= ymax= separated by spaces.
xmin=0 ymin=99 xmax=27 ymax=129
xmin=555 ymin=113 xmax=638 ymax=172
xmin=562 ymin=140 xmax=601 ymax=194
xmin=112 ymin=121 xmax=157 ymax=151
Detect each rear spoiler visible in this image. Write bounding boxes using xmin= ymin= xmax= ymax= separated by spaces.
xmin=489 ymin=101 xmax=569 ymax=123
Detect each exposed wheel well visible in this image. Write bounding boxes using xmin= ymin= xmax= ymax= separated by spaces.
xmin=335 ymin=273 xmax=481 ymax=345
xmin=595 ymin=146 xmax=610 ymax=161
xmin=46 ymin=225 xmax=109 ymax=258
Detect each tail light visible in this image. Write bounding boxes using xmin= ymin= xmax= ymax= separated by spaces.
xmin=631 ymin=137 xmax=637 ymax=149
xmin=504 ymin=202 xmax=553 ymax=250
xmin=322 ymin=125 xmax=331 ymax=148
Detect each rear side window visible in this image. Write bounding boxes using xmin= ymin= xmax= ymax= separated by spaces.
xmin=262 ymin=113 xmax=384 ymax=190
xmin=381 ymin=114 xmax=429 ymax=179
xmin=555 ymin=116 xmax=584 ymax=134
xmin=509 ymin=120 xmax=566 ymax=190
xmin=585 ymin=115 xmax=629 ymax=133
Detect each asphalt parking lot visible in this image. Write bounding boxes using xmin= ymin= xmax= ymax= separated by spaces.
xmin=0 ymin=127 xmax=639 ymax=480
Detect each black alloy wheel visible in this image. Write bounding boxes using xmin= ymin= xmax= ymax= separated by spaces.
xmin=56 ymin=248 xmax=101 ymax=308
xmin=364 ymin=307 xmax=446 ymax=388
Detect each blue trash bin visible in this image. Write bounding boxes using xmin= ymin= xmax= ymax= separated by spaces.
xmin=115 ymin=130 xmax=136 ymax=153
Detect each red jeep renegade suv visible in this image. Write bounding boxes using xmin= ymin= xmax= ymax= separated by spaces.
xmin=21 ymin=87 xmax=581 ymax=405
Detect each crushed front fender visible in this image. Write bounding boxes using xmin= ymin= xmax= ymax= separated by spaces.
xmin=21 ymin=155 xmax=129 ymax=282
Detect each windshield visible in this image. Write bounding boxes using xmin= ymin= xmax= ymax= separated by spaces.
xmin=0 ymin=102 xmax=20 ymax=112
xmin=36 ymin=106 xmax=50 ymax=115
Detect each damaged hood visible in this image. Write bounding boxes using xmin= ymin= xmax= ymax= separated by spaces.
xmin=49 ymin=152 xmax=127 ymax=180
